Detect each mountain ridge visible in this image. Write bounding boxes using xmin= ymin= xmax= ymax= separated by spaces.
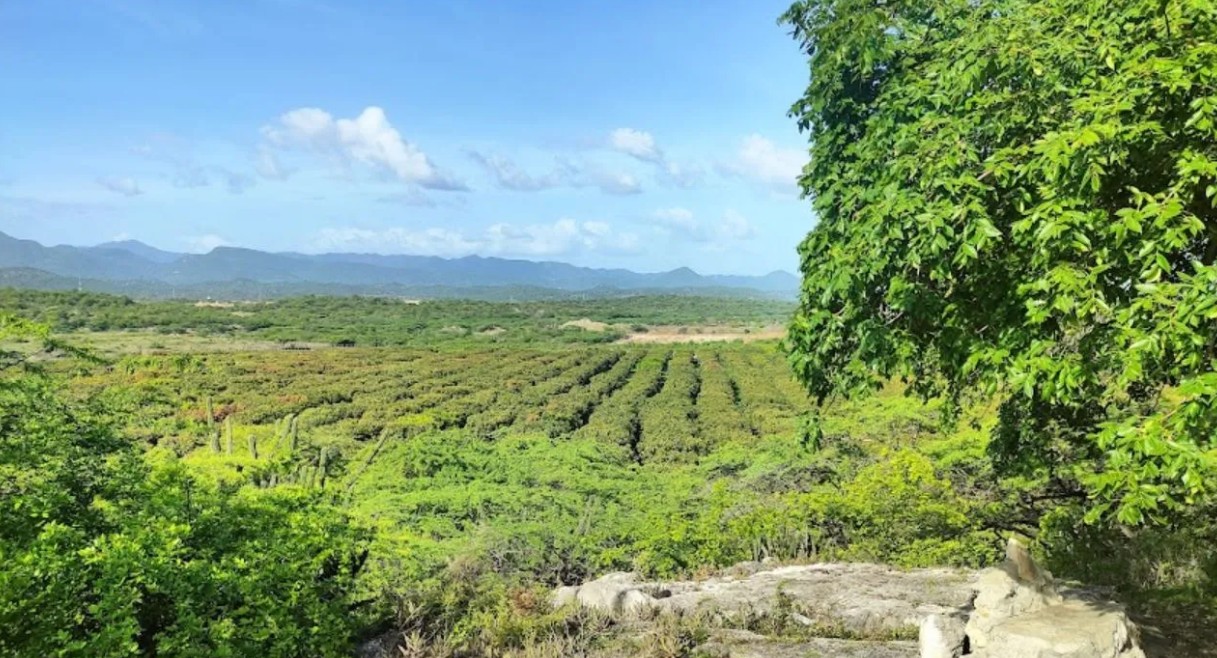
xmin=0 ymin=231 xmax=798 ymax=299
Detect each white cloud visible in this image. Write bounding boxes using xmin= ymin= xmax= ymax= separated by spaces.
xmin=184 ymin=234 xmax=228 ymax=253
xmin=468 ymin=151 xmax=564 ymax=191
xmin=468 ymin=151 xmax=642 ymax=196
xmin=650 ymin=208 xmax=756 ymax=243
xmin=610 ymin=128 xmax=663 ymax=163
xmin=720 ymin=134 xmax=805 ymax=193
xmin=718 ymin=209 xmax=757 ymax=240
xmin=96 ymin=176 xmax=143 ymax=197
xmin=264 ymin=106 xmax=466 ymax=191
xmin=653 ymin=207 xmax=699 ymax=233
xmin=313 ymin=219 xmax=639 ymax=258
xmin=589 ymin=169 xmax=642 ymax=195
xmin=608 ymin=127 xmax=701 ymax=188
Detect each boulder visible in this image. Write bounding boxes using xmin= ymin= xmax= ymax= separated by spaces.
xmin=962 ymin=538 xmax=1146 ymax=658
xmin=964 ymin=562 xmax=1062 ymax=646
xmin=555 ymin=572 xmax=657 ymax=616
xmin=919 ymin=612 xmax=967 ymax=658
xmin=976 ymin=601 xmax=1145 ymax=658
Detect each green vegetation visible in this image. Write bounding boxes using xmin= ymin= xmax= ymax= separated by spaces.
xmin=782 ymin=0 xmax=1217 ymax=632
xmin=5 ymin=302 xmax=1038 ymax=655
xmin=0 ymin=317 xmax=370 ymax=658
xmin=4 ymin=282 xmax=1212 ymax=653
xmin=0 ymin=290 xmax=791 ymax=347
xmin=6 ymin=0 xmax=1217 ymax=652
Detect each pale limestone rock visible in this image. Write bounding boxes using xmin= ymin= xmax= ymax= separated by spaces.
xmin=973 ymin=600 xmax=1146 ymax=658
xmin=965 ymin=542 xmax=1146 ymax=658
xmin=565 ymin=572 xmax=656 ymax=616
xmin=552 ymin=585 xmax=580 ymax=608
xmin=919 ymin=612 xmax=967 ymax=658
xmin=965 ymin=563 xmax=1063 ymax=647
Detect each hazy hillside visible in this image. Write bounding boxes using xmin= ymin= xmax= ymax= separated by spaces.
xmin=0 ymin=232 xmax=799 ymax=299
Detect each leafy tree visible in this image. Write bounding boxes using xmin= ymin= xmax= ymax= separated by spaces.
xmin=782 ymin=0 xmax=1217 ymax=525
xmin=0 ymin=315 xmax=371 ymax=657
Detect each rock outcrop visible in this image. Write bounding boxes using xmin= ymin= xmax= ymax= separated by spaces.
xmin=554 ymin=562 xmax=976 ymax=634
xmin=960 ymin=539 xmax=1145 ymax=658
xmin=553 ymin=540 xmax=1148 ymax=658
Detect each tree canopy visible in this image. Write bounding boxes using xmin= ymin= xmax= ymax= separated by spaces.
xmin=782 ymin=0 xmax=1217 ymax=525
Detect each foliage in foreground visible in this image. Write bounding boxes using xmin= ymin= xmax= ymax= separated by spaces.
xmin=0 ymin=318 xmax=370 ymax=657
xmin=782 ymin=0 xmax=1217 ymax=527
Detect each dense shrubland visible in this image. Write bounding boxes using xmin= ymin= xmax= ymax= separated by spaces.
xmin=0 ymin=318 xmax=371 ymax=658
xmin=0 ymin=290 xmax=790 ymax=347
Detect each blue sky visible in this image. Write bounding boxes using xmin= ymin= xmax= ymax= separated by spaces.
xmin=0 ymin=0 xmax=812 ymax=275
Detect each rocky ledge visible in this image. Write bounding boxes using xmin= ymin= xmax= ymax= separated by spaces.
xmin=554 ymin=540 xmax=1147 ymax=658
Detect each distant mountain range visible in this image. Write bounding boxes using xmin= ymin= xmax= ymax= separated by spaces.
xmin=0 ymin=231 xmax=799 ymax=300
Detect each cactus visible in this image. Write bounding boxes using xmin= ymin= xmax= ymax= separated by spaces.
xmin=248 ymin=433 xmax=258 ymax=460
xmin=317 ymin=447 xmax=329 ymax=488
xmin=224 ymin=415 xmax=233 ymax=455
xmin=288 ymin=415 xmax=299 ymax=454
xmin=209 ymin=431 xmax=220 ymax=454
xmin=205 ymin=396 xmax=215 ymax=431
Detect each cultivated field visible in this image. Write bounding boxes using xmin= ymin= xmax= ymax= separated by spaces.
xmin=72 ymin=343 xmax=810 ymax=464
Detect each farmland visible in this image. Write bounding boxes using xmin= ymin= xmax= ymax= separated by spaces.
xmin=7 ymin=290 xmax=1213 ymax=656
xmin=52 ymin=324 xmax=1017 ymax=632
xmin=74 ymin=343 xmax=811 ymax=466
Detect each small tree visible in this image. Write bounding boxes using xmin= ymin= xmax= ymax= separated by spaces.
xmin=782 ymin=0 xmax=1217 ymax=525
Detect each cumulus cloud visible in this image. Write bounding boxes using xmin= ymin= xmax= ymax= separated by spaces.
xmin=608 ymin=127 xmax=701 ymax=188
xmin=96 ymin=176 xmax=143 ymax=197
xmin=263 ymin=106 xmax=466 ymax=191
xmin=650 ymin=207 xmax=757 ymax=243
xmin=610 ymin=128 xmax=663 ymax=164
xmin=313 ymin=219 xmax=639 ymax=258
xmin=719 ymin=134 xmax=806 ymax=193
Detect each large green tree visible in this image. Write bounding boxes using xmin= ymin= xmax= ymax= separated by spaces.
xmin=782 ymin=0 xmax=1217 ymax=525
